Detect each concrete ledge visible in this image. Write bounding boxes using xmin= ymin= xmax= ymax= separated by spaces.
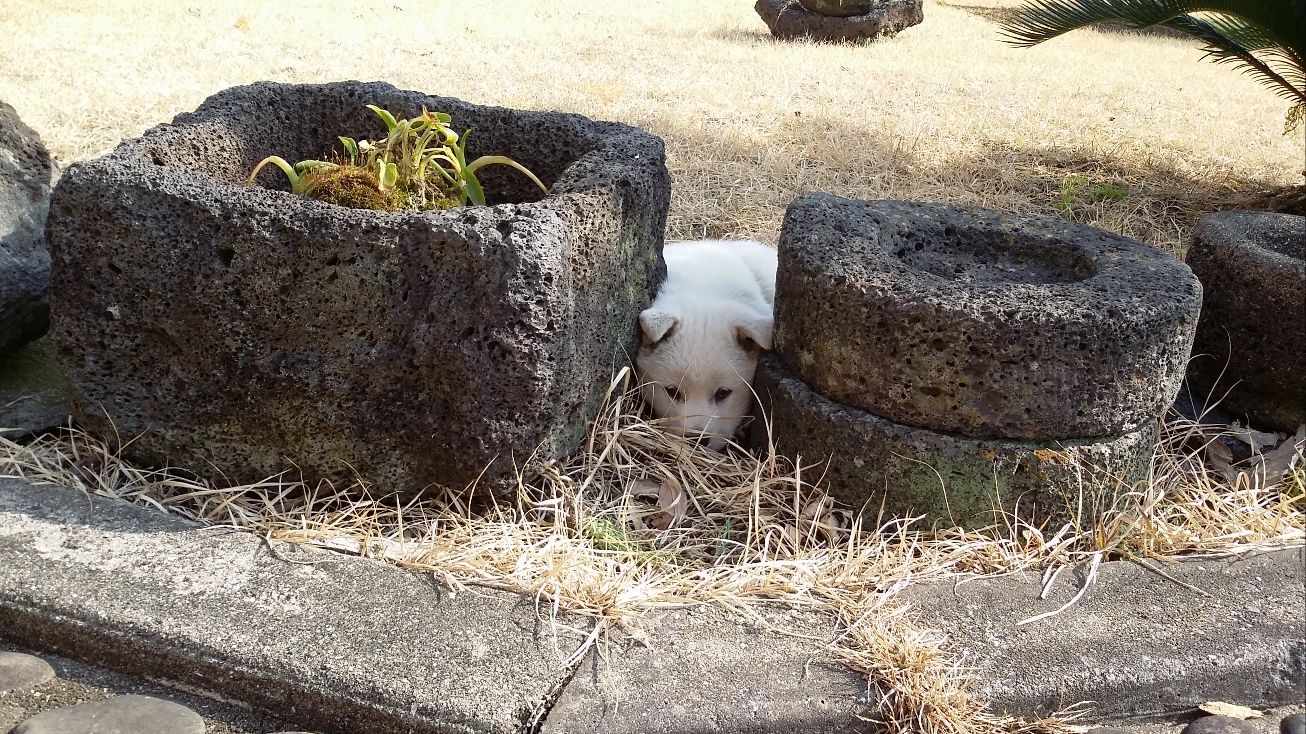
xmin=0 ymin=478 xmax=580 ymax=734
xmin=2 ymin=475 xmax=1302 ymax=733
xmin=901 ymin=547 xmax=1306 ymax=719
xmin=541 ymin=606 xmax=868 ymax=734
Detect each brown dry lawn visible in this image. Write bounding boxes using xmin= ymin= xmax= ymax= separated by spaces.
xmin=2 ymin=0 xmax=1301 ymax=252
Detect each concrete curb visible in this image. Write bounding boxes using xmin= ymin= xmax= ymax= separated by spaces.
xmin=1 ymin=476 xmax=1302 ymax=734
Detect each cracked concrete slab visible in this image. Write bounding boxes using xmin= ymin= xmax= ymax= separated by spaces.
xmin=1 ymin=473 xmax=1302 ymax=734
xmin=900 ymin=548 xmax=1306 ymax=720
xmin=0 ymin=477 xmax=585 ymax=734
xmin=540 ymin=605 xmax=868 ymax=733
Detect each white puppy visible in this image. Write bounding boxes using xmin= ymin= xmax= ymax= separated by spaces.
xmin=636 ymin=239 xmax=778 ymax=450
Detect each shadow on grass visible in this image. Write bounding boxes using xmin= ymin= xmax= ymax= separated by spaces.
xmin=658 ymin=107 xmax=1292 ymax=252
xmin=938 ymin=1 xmax=1197 ymax=40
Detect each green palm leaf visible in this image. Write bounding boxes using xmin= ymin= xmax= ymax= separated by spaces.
xmin=999 ymin=0 xmax=1306 ymax=131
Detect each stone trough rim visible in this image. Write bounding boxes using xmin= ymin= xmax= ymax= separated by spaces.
xmin=772 ymin=193 xmax=1202 ymax=439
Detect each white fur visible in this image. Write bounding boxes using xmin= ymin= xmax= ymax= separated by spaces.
xmin=636 ymin=239 xmax=778 ymax=450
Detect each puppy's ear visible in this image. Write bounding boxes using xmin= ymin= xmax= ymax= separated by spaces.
xmin=639 ymin=309 xmax=680 ymax=349
xmin=734 ymin=311 xmax=774 ymax=356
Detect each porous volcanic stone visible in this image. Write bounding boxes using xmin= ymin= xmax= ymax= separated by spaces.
xmin=0 ymin=100 xmax=54 ymax=358
xmin=798 ymin=0 xmax=877 ymax=15
xmin=1185 ymin=211 xmax=1305 ymax=433
xmin=47 ymin=81 xmax=670 ymax=498
xmin=756 ymin=0 xmax=923 ymax=42
xmin=11 ymin=695 xmax=204 ymax=734
xmin=0 ymin=339 xmax=69 ymax=441
xmin=773 ymin=194 xmax=1201 ymax=439
xmin=751 ymin=354 xmax=1156 ymax=528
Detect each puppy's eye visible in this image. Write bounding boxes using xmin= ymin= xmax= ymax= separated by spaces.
xmin=665 ymin=385 xmax=681 ymax=401
xmin=712 ymin=388 xmax=733 ymax=403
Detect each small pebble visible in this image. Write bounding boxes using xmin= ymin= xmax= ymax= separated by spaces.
xmin=1282 ymin=713 xmax=1306 ymax=734
xmin=11 ymin=694 xmax=204 ymax=734
xmin=0 ymin=652 xmax=55 ymax=695
xmin=1183 ymin=715 xmax=1261 ymax=734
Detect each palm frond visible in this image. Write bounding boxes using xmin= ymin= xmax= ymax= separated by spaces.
xmin=999 ymin=0 xmax=1306 ymax=134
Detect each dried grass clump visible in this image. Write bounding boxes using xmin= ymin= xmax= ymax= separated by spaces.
xmin=1 ymin=369 xmax=1302 ymax=734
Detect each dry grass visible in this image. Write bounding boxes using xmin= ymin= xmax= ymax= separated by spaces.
xmin=2 ymin=2 xmax=1303 ymax=729
xmin=2 ymin=370 xmax=1302 ymax=734
xmin=1 ymin=0 xmax=1301 ymax=252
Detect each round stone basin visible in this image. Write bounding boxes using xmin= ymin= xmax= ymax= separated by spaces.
xmin=891 ymin=228 xmax=1098 ymax=285
xmin=772 ymin=195 xmax=1202 ymax=439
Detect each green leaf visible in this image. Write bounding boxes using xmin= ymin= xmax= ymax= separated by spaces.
xmin=246 ymin=155 xmax=301 ymax=191
xmin=339 ymin=136 xmax=359 ymax=163
xmin=463 ymin=171 xmax=485 ymax=206
xmin=367 ymin=104 xmax=400 ymax=133
xmin=997 ymin=0 xmax=1306 ymax=128
xmin=465 ymin=155 xmax=550 ymax=195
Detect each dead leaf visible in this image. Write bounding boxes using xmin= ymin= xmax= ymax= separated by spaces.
xmin=1249 ymin=424 xmax=1306 ymax=480
xmin=626 ymin=477 xmax=687 ymax=531
xmin=1198 ymin=702 xmax=1263 ymax=719
xmin=1227 ymin=424 xmax=1280 ymax=450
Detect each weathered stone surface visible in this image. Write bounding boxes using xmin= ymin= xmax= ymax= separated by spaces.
xmin=47 ymin=81 xmax=670 ymax=498
xmin=773 ymin=194 xmax=1202 ymax=440
xmin=0 ymin=651 xmax=54 ymax=694
xmin=900 ymin=548 xmax=1306 ymax=719
xmin=0 ymin=338 xmax=69 ymax=441
xmin=1184 ymin=717 xmax=1262 ymax=734
xmin=0 ymin=477 xmax=584 ymax=734
xmin=798 ymin=0 xmax=877 ymax=15
xmin=1283 ymin=713 xmax=1306 ymax=734
xmin=756 ymin=0 xmax=923 ymax=42
xmin=542 ymin=605 xmax=867 ymax=734
xmin=1185 ymin=211 xmax=1306 ymax=433
xmin=751 ymin=354 xmax=1156 ymax=528
xmin=0 ymin=100 xmax=54 ymax=358
xmin=11 ymin=695 xmax=204 ymax=734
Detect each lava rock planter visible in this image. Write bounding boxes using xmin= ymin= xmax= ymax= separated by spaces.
xmin=755 ymin=0 xmax=923 ymax=42
xmin=47 ymin=81 xmax=671 ymax=498
xmin=753 ymin=194 xmax=1202 ymax=527
xmin=1 ymin=99 xmax=55 ymax=358
xmin=1184 ymin=210 xmax=1305 ymax=433
xmin=755 ymin=354 xmax=1158 ymax=526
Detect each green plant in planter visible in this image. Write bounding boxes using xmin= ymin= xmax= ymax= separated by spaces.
xmin=246 ymin=105 xmax=549 ymax=211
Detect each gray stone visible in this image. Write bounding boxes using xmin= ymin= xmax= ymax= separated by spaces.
xmin=1185 ymin=211 xmax=1306 ymax=433
xmin=46 ymin=81 xmax=670 ymax=499
xmin=900 ymin=548 xmax=1306 ymax=719
xmin=751 ymin=353 xmax=1157 ymax=528
xmin=1088 ymin=729 xmax=1135 ymax=734
xmin=755 ymin=0 xmax=923 ymax=42
xmin=0 ymin=339 xmax=69 ymax=441
xmin=0 ymin=651 xmax=54 ymax=694
xmin=798 ymin=0 xmax=877 ymax=15
xmin=542 ymin=606 xmax=867 ymax=734
xmin=1184 ymin=717 xmax=1261 ymax=734
xmin=11 ymin=694 xmax=204 ymax=734
xmin=773 ymin=194 xmax=1202 ymax=439
xmin=1283 ymin=713 xmax=1306 ymax=734
xmin=0 ymin=477 xmax=585 ymax=734
xmin=0 ymin=100 xmax=54 ymax=358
